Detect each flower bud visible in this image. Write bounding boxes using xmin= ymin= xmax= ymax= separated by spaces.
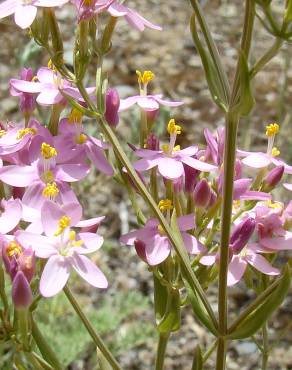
xmin=193 ymin=179 xmax=211 ymax=207
xmin=183 ymin=163 xmax=199 ymax=193
xmin=146 ymin=109 xmax=159 ymax=126
xmin=12 ymin=271 xmax=32 ymax=309
xmin=173 ymin=176 xmax=183 ymax=193
xmin=104 ymin=88 xmax=120 ymax=127
xmin=208 ymin=189 xmax=217 ymax=208
xmin=18 ymin=247 xmax=35 ymax=283
xmin=134 ymin=239 xmax=147 ymax=263
xmin=264 ymin=165 xmax=284 ymax=188
xmin=145 ymin=132 xmax=159 ymax=150
xmin=230 ymin=218 xmax=255 ymax=254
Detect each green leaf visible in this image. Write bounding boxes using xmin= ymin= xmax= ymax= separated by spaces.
xmin=232 ymin=51 xmax=255 ymax=117
xmin=185 ymin=279 xmax=218 ymax=336
xmin=190 ymin=14 xmax=227 ymax=112
xmin=191 ymin=345 xmax=203 ymax=370
xmin=285 ymin=0 xmax=292 ymax=23
xmin=157 ymin=287 xmax=181 ymax=333
xmin=228 ymin=266 xmax=291 ymax=339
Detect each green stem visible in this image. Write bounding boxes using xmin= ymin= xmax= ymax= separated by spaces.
xmin=48 ymin=104 xmax=63 ymax=136
xmin=18 ymin=309 xmax=30 ymax=351
xmin=74 ymin=80 xmax=218 ymax=330
xmin=155 ymin=333 xmax=170 ymax=370
xmin=0 ymin=262 xmax=8 ymax=312
xmin=261 ymin=324 xmax=269 ymax=370
xmin=203 ymin=339 xmax=218 ymax=363
xmin=140 ymin=108 xmax=148 ymax=148
xmin=47 ymin=9 xmax=63 ymax=63
xmin=31 ymin=317 xmax=62 ymax=370
xmin=63 ymin=286 xmax=121 ymax=370
xmin=31 ymin=352 xmax=55 ymax=370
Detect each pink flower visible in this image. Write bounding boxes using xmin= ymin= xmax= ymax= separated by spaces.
xmin=119 ymin=94 xmax=182 ymax=112
xmin=0 ymin=0 xmax=69 ymax=29
xmin=10 ymin=68 xmax=36 ymax=115
xmin=16 ymin=202 xmax=107 ymax=297
xmin=0 ymin=198 xmax=22 ymax=235
xmin=120 ymin=214 xmax=206 ymax=265
xmin=73 ymin=0 xmax=114 ymax=21
xmin=107 ymin=2 xmax=162 ymax=32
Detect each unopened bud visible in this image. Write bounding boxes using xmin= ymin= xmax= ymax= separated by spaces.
xmin=12 ymin=271 xmax=33 ymax=309
xmin=264 ymin=165 xmax=284 ymax=188
xmin=104 ymin=88 xmax=120 ymax=127
xmin=183 ymin=163 xmax=199 ymax=193
xmin=194 ymin=179 xmax=211 ymax=207
xmin=18 ymin=247 xmax=35 ymax=283
xmin=230 ymin=218 xmax=255 ymax=254
xmin=173 ymin=176 xmax=183 ymax=193
xmin=145 ymin=132 xmax=160 ymax=150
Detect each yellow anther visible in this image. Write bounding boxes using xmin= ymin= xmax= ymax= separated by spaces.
xmin=233 ymin=200 xmax=241 ymax=211
xmin=42 ymin=170 xmax=54 ymax=184
xmin=173 ymin=145 xmax=181 ymax=151
xmin=47 ymin=59 xmax=57 ymax=72
xmin=264 ymin=200 xmax=282 ymax=210
xmin=0 ymin=130 xmax=6 ymax=138
xmin=68 ymin=108 xmax=83 ymax=124
xmin=271 ymin=147 xmax=280 ymax=157
xmin=76 ymin=133 xmax=87 ymax=145
xmin=73 ymin=239 xmax=84 ymax=247
xmin=42 ymin=182 xmax=59 ymax=198
xmin=6 ymin=241 xmax=22 ymax=258
xmin=16 ymin=128 xmax=37 ymax=140
xmin=265 ymin=123 xmax=279 ymax=137
xmin=158 ymin=199 xmax=173 ymax=212
xmin=69 ymin=230 xmax=76 ymax=241
xmin=69 ymin=230 xmax=83 ymax=247
xmin=54 ymin=215 xmax=71 ymax=236
xmin=82 ymin=0 xmax=93 ymax=6
xmin=136 ymin=70 xmax=155 ymax=85
xmin=162 ymin=144 xmax=180 ymax=154
xmin=157 ymin=224 xmax=166 ymax=235
xmin=41 ymin=142 xmax=58 ymax=159
xmin=167 ymin=119 xmax=182 ymax=135
xmin=32 ymin=76 xmax=38 ymax=82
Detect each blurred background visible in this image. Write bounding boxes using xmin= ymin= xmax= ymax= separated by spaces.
xmin=0 ymin=0 xmax=292 ymax=368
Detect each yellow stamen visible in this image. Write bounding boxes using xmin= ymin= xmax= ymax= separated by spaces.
xmin=6 ymin=241 xmax=22 ymax=258
xmin=54 ymin=215 xmax=71 ymax=236
xmin=162 ymin=144 xmax=180 ymax=153
xmin=16 ymin=128 xmax=37 ymax=140
xmin=264 ymin=200 xmax=282 ymax=210
xmin=69 ymin=230 xmax=83 ymax=246
xmin=82 ymin=0 xmax=93 ymax=6
xmin=32 ymin=76 xmax=38 ymax=82
xmin=47 ymin=59 xmax=57 ymax=72
xmin=158 ymin=199 xmax=173 ymax=212
xmin=265 ymin=123 xmax=279 ymax=137
xmin=42 ymin=170 xmax=54 ymax=184
xmin=41 ymin=142 xmax=58 ymax=159
xmin=167 ymin=119 xmax=182 ymax=135
xmin=271 ymin=147 xmax=280 ymax=157
xmin=136 ymin=70 xmax=155 ymax=85
xmin=68 ymin=108 xmax=83 ymax=124
xmin=42 ymin=182 xmax=59 ymax=198
xmin=76 ymin=133 xmax=87 ymax=145
xmin=0 ymin=130 xmax=6 ymax=138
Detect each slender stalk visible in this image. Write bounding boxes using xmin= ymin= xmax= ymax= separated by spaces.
xmin=216 ymin=2 xmax=255 ymax=369
xmin=63 ymin=286 xmax=121 ymax=370
xmin=155 ymin=333 xmax=170 ymax=370
xmin=261 ymin=324 xmax=269 ymax=370
xmin=48 ymin=104 xmax=63 ymax=136
xmin=203 ymin=339 xmax=218 ymax=363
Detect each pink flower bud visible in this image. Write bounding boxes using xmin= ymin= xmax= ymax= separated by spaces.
xmin=230 ymin=218 xmax=255 ymax=254
xmin=18 ymin=248 xmax=35 ymax=283
xmin=146 ymin=109 xmax=159 ymax=124
xmin=12 ymin=271 xmax=33 ymax=309
xmin=145 ymin=132 xmax=160 ymax=150
xmin=183 ymin=163 xmax=199 ymax=193
xmin=264 ymin=165 xmax=284 ymax=187
xmin=134 ymin=239 xmax=147 ymax=263
xmin=194 ymin=179 xmax=211 ymax=207
xmin=208 ymin=189 xmax=217 ymax=207
xmin=105 ymin=88 xmax=120 ymax=127
xmin=173 ymin=177 xmax=183 ymax=193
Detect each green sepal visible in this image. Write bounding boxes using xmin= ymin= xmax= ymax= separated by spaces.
xmin=157 ymin=287 xmax=181 ymax=333
xmin=227 ymin=266 xmax=291 ymax=339
xmin=191 ymin=345 xmax=203 ymax=370
xmin=285 ymin=0 xmax=292 ymax=23
xmin=190 ymin=14 xmax=227 ymax=112
xmin=232 ymin=51 xmax=255 ymax=117
xmin=184 ymin=279 xmax=218 ymax=336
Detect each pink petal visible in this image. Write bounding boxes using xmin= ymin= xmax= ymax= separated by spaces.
xmin=240 ymin=191 xmax=271 ymax=201
xmin=56 ymin=164 xmax=90 ymax=182
xmin=22 ymin=182 xmax=45 ymax=211
xmin=233 ymin=178 xmax=252 ymax=199
xmin=227 ymin=256 xmax=247 ymax=286
xmin=85 ymin=142 xmax=113 ymax=175
xmin=107 ymin=2 xmax=127 ymax=16
xmin=200 ymin=254 xmax=216 ymax=266
xmin=118 ymin=96 xmax=140 ymax=111
xmin=157 ymin=157 xmax=184 ymax=179
xmin=182 ymin=233 xmax=206 ymax=254
xmin=15 ymin=231 xmax=56 ymax=258
xmin=36 ymin=88 xmax=62 ymax=105
xmin=41 ymin=200 xmax=66 ymax=237
xmin=76 ymin=216 xmax=105 ymax=228
xmin=120 ymin=227 xmax=153 ymax=245
xmin=0 ymin=199 xmax=22 ymax=234
xmin=145 ymin=235 xmax=171 ymax=265
xmin=177 ymin=214 xmax=195 ymax=231
xmin=0 ymin=0 xmax=17 ymax=18
xmin=242 ymin=153 xmax=271 ymax=168
xmin=153 ymin=95 xmax=183 ymax=107
xmin=133 ymin=157 xmax=160 ymax=172
xmin=35 ymin=0 xmax=69 ymax=7
xmin=180 ymin=156 xmax=217 ymax=172
xmin=14 ymin=4 xmax=37 ymax=29
xmin=137 ymin=97 xmax=159 ymax=111
xmin=177 ymin=145 xmax=198 ymax=157
xmin=73 ymin=232 xmax=104 ymax=254
xmin=260 ymin=233 xmax=292 ymax=250
xmin=40 ymin=255 xmax=70 ymax=297
xmin=283 ymin=183 xmax=292 ymax=191
xmin=36 ymin=68 xmax=54 ymax=84
xmin=134 ymin=148 xmax=161 ymax=158
xmin=0 ymin=165 xmax=36 ymax=186
xmin=10 ymin=79 xmax=44 ymax=93
xmin=245 ymin=253 xmax=279 ymax=275
xmin=126 ymin=8 xmax=162 ymax=31
xmin=71 ymin=254 xmax=108 ymax=288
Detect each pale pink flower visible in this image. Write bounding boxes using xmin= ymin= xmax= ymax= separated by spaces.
xmin=0 ymin=0 xmax=69 ymax=29
xmin=119 ymin=94 xmax=182 ymax=112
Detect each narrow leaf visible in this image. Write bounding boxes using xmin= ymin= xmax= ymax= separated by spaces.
xmin=191 ymin=345 xmax=203 ymax=370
